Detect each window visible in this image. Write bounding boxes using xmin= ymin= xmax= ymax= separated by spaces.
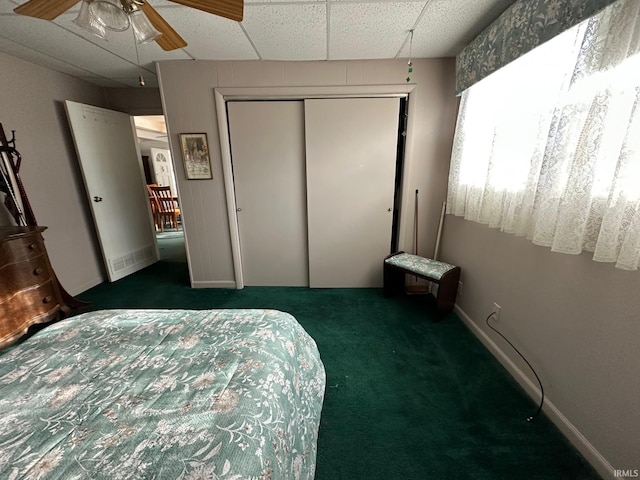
xmin=447 ymin=0 xmax=640 ymax=270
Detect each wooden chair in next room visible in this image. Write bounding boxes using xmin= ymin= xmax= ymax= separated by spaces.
xmin=149 ymin=185 xmax=181 ymax=232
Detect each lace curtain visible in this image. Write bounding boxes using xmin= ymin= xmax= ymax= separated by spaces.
xmin=447 ymin=0 xmax=640 ymax=270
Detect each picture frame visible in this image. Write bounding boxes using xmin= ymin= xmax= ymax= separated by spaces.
xmin=179 ymin=133 xmax=213 ymax=180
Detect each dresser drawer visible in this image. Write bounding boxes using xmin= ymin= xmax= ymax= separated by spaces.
xmin=0 ymin=233 xmax=44 ymax=268
xmin=0 ymin=281 xmax=62 ymax=343
xmin=0 ymin=255 xmax=53 ymax=299
xmin=0 ymin=226 xmax=75 ymax=349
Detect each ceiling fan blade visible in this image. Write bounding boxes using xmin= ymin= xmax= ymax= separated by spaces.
xmin=14 ymin=0 xmax=81 ymax=20
xmin=168 ymin=0 xmax=243 ymax=22
xmin=140 ymin=2 xmax=187 ymax=51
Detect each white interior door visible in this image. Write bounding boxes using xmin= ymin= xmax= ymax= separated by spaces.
xmin=150 ymin=147 xmax=177 ymax=194
xmin=305 ymin=97 xmax=400 ymax=287
xmin=228 ymin=101 xmax=308 ymax=286
xmin=65 ymin=100 xmax=158 ymax=282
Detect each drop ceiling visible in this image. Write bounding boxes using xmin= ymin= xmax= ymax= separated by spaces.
xmin=0 ymin=0 xmax=516 ymax=88
xmin=135 ymin=115 xmax=169 ymax=154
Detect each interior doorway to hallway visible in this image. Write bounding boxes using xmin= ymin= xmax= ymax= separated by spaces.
xmin=134 ymin=115 xmax=186 ymax=266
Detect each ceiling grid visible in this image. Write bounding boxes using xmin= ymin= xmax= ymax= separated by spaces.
xmin=0 ymin=0 xmax=516 ymax=87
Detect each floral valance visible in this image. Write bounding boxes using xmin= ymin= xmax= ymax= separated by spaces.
xmin=455 ymin=0 xmax=620 ymax=95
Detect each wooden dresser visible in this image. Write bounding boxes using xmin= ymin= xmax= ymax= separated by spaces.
xmin=0 ymin=226 xmax=70 ymax=348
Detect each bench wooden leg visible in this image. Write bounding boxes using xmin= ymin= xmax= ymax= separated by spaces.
xmin=383 ymin=264 xmax=405 ymax=298
xmin=434 ymin=267 xmax=461 ymax=317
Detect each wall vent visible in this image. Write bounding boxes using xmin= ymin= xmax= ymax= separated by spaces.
xmin=109 ymin=244 xmax=154 ymax=273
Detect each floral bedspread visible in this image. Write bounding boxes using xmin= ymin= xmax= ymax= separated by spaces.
xmin=0 ymin=309 xmax=325 ymax=480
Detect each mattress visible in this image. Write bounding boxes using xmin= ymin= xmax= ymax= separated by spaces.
xmin=0 ymin=309 xmax=325 ymax=479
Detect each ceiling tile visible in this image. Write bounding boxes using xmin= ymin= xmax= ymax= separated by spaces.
xmin=243 ymin=3 xmax=326 ymax=60
xmin=0 ymin=15 xmax=141 ymax=77
xmin=0 ymin=35 xmax=105 ymax=78
xmin=156 ymin=7 xmax=258 ymax=60
xmin=400 ymin=0 xmax=516 ymax=57
xmin=330 ymin=2 xmax=424 ymax=60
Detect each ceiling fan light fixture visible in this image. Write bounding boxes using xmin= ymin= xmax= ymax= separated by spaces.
xmin=73 ymin=0 xmax=108 ymax=40
xmin=90 ymin=0 xmax=130 ymax=31
xmin=129 ymin=9 xmax=162 ymax=44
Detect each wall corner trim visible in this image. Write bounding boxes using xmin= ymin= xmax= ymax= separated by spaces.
xmin=214 ymin=89 xmax=244 ymax=290
xmin=454 ymin=304 xmax=615 ymax=480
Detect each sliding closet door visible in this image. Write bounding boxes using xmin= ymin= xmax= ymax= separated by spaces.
xmin=228 ymin=101 xmax=308 ymax=286
xmin=305 ymin=98 xmax=400 ymax=287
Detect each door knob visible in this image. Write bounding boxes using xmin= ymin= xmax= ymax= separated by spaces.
xmin=93 ymin=196 xmax=103 ymax=202
xmin=388 ymin=208 xmax=392 ymax=212
xmin=236 ymin=208 xmax=242 ymax=212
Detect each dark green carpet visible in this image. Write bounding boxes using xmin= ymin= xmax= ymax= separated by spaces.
xmin=77 ymin=240 xmax=601 ymax=480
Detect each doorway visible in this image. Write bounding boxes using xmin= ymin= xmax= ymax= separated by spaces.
xmin=134 ymin=115 xmax=186 ymax=266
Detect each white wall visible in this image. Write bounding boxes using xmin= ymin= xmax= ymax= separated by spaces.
xmin=0 ymin=52 xmax=108 ymax=294
xmin=440 ymin=215 xmax=640 ymax=478
xmin=157 ymin=59 xmax=458 ymax=287
xmin=104 ymin=87 xmax=163 ymax=116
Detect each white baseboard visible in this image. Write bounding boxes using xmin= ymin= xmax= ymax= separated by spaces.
xmin=191 ymin=280 xmax=237 ymax=289
xmin=454 ymin=304 xmax=615 ymax=480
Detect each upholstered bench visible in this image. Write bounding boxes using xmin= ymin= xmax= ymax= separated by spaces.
xmin=383 ymin=252 xmax=461 ymax=318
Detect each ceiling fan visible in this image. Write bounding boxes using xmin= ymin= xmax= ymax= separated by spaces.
xmin=13 ymin=0 xmax=244 ymax=51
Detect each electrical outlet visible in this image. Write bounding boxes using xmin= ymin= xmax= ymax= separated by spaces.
xmin=457 ymin=281 xmax=463 ymax=297
xmin=492 ymin=302 xmax=502 ymax=320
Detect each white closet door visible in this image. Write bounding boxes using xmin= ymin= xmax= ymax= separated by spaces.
xmin=305 ymin=97 xmax=399 ymax=287
xmin=228 ymin=101 xmax=309 ymax=286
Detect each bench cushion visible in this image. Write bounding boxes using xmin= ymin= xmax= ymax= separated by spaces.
xmin=385 ymin=253 xmax=457 ymax=281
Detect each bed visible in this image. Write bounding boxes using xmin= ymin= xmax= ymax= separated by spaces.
xmin=0 ymin=308 xmax=326 ymax=480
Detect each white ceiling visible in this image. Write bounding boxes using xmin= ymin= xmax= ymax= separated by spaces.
xmin=135 ymin=115 xmax=169 ymax=154
xmin=0 ymin=0 xmax=515 ymax=88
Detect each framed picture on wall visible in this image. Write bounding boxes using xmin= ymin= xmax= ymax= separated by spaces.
xmin=179 ymin=133 xmax=213 ymax=180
